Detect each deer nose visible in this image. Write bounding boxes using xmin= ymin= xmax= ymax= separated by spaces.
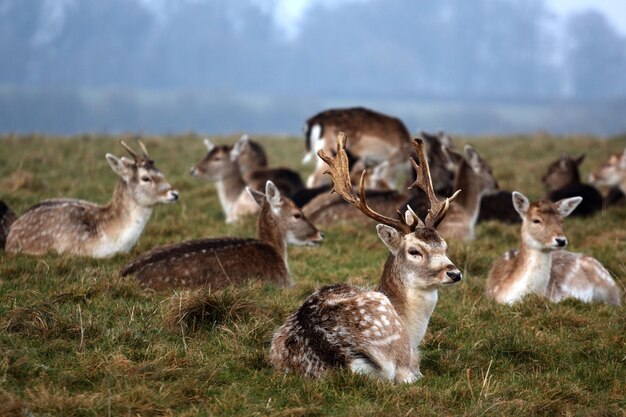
xmin=169 ymin=190 xmax=179 ymax=201
xmin=190 ymin=166 xmax=199 ymax=177
xmin=446 ymin=270 xmax=462 ymax=282
xmin=555 ymin=237 xmax=567 ymax=247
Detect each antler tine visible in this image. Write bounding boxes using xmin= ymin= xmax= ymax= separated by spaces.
xmin=119 ymin=140 xmax=139 ymax=161
xmin=408 ymin=137 xmax=461 ymax=228
xmin=317 ymin=132 xmax=411 ymax=234
xmin=137 ymin=140 xmax=150 ymax=158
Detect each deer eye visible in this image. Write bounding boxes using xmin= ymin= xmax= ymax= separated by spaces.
xmin=532 ymin=218 xmax=541 ymax=224
xmin=293 ymin=213 xmax=302 ymax=220
xmin=408 ymin=248 xmax=422 ymax=257
xmin=141 ymin=176 xmax=151 ymax=183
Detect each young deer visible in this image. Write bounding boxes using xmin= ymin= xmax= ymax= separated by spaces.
xmin=121 ymin=181 xmax=324 ymax=290
xmin=231 ymin=135 xmax=305 ymax=196
xmin=542 ymin=154 xmax=603 ymax=217
xmin=4 ymin=141 xmax=178 ymax=257
xmin=270 ymin=134 xmax=462 ymax=383
xmin=190 ymin=139 xmax=259 ymax=223
xmin=486 ymin=192 xmax=622 ymax=305
xmin=589 ymin=147 xmax=626 ymax=205
xmin=302 ymin=107 xmax=412 ymax=188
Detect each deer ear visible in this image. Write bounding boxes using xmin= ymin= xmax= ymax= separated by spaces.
xmin=512 ymin=191 xmax=530 ymax=216
xmin=204 ymin=138 xmax=215 ymax=152
xmin=106 ymin=154 xmax=131 ymax=180
xmin=230 ymin=134 xmax=249 ymax=160
xmin=555 ymin=196 xmax=582 ymax=217
xmin=265 ymin=180 xmax=282 ymax=208
xmin=245 ymin=187 xmax=265 ymax=208
xmin=464 ymin=145 xmax=482 ymax=173
xmin=376 ymin=224 xmax=402 ymax=255
xmin=574 ymin=154 xmax=586 ymax=166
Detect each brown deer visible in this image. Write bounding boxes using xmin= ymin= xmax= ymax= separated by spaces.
xmin=302 ymin=107 xmax=413 ymax=188
xmin=270 ymin=134 xmax=462 ymax=383
xmin=486 ymin=192 xmax=622 ymax=305
xmin=589 ymin=147 xmax=626 ymax=205
xmin=3 ymin=141 xmax=178 ymax=257
xmin=121 ymin=181 xmax=324 ymax=290
xmin=542 ymin=154 xmax=603 ymax=217
xmin=434 ymin=145 xmax=498 ymax=240
xmin=230 ymin=134 xmax=305 ymax=196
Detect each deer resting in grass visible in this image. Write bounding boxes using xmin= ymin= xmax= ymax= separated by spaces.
xmin=3 ymin=141 xmax=178 ymax=257
xmin=542 ymin=154 xmax=603 ymax=217
xmin=121 ymin=181 xmax=324 ymax=290
xmin=486 ymin=192 xmax=622 ymax=305
xmin=270 ymin=133 xmax=462 ymax=383
xmin=589 ymin=147 xmax=626 ymax=205
xmin=302 ymin=107 xmax=413 ymax=189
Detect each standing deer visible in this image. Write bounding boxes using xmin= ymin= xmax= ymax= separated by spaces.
xmin=230 ymin=135 xmax=305 ymax=196
xmin=589 ymin=147 xmax=626 ymax=205
xmin=542 ymin=154 xmax=603 ymax=217
xmin=486 ymin=192 xmax=622 ymax=305
xmin=302 ymin=107 xmax=412 ymax=189
xmin=3 ymin=141 xmax=179 ymax=257
xmin=121 ymin=181 xmax=324 ymax=290
xmin=270 ymin=134 xmax=462 ymax=383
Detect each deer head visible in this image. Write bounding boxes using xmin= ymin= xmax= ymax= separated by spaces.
xmin=231 ymin=134 xmax=268 ymax=175
xmin=589 ymin=148 xmax=626 ymax=187
xmin=542 ymin=153 xmax=585 ymax=191
xmin=247 ymin=181 xmax=324 ymax=247
xmin=512 ymin=192 xmax=582 ymax=251
xmin=190 ymin=138 xmax=238 ymax=180
xmin=106 ymin=140 xmax=178 ymax=206
xmin=318 ymin=133 xmax=462 ymax=289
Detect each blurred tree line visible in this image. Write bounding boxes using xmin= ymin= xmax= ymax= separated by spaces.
xmin=1 ymin=0 xmax=625 ymax=100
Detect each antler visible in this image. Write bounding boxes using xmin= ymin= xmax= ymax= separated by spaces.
xmin=138 ymin=140 xmax=150 ymax=158
xmin=408 ymin=137 xmax=461 ymax=228
xmin=317 ymin=132 xmax=412 ymax=234
xmin=119 ymin=140 xmax=139 ymax=161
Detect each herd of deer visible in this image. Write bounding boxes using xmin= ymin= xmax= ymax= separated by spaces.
xmin=1 ymin=106 xmax=624 ymax=384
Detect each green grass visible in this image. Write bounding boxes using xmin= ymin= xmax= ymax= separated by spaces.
xmin=1 ymin=133 xmax=625 ymax=416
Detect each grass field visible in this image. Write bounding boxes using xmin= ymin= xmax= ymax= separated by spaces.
xmin=1 ymin=133 xmax=625 ymax=416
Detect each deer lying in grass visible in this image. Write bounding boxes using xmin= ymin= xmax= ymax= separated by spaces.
xmin=191 ymin=138 xmax=304 ymax=223
xmin=121 ymin=181 xmax=324 ymax=290
xmin=270 ymin=134 xmax=462 ymax=383
xmin=542 ymin=154 xmax=603 ymax=217
xmin=486 ymin=192 xmax=622 ymax=305
xmin=589 ymin=147 xmax=626 ymax=205
xmin=230 ymin=135 xmax=305 ymax=196
xmin=3 ymin=141 xmax=178 ymax=257
xmin=403 ymin=144 xmax=498 ymax=240
xmin=302 ymin=107 xmax=412 ymax=188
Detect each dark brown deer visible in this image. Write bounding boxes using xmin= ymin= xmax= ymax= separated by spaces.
xmin=486 ymin=192 xmax=621 ymax=305
xmin=270 ymin=133 xmax=462 ymax=383
xmin=302 ymin=107 xmax=413 ymax=189
xmin=121 ymin=181 xmax=324 ymax=290
xmin=4 ymin=141 xmax=178 ymax=257
xmin=542 ymin=154 xmax=603 ymax=217
xmin=0 ymin=201 xmax=17 ymax=249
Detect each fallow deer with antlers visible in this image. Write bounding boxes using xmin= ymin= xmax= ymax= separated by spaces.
xmin=3 ymin=141 xmax=178 ymax=257
xmin=121 ymin=181 xmax=323 ymax=290
xmin=270 ymin=133 xmax=462 ymax=383
xmin=486 ymin=192 xmax=622 ymax=305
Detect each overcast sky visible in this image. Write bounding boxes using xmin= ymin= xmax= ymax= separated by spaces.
xmin=549 ymin=0 xmax=626 ymax=31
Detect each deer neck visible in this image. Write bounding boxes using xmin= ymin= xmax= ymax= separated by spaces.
xmin=377 ymin=255 xmax=438 ymax=348
xmin=256 ymin=202 xmax=288 ymax=267
xmin=95 ymin=180 xmax=153 ymax=256
xmin=215 ymin=164 xmax=247 ymax=215
xmin=454 ymin=162 xmax=485 ymax=219
xmin=504 ymin=243 xmax=553 ymax=304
